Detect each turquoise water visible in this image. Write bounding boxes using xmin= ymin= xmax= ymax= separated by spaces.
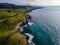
xmin=23 ymin=7 xmax=60 ymax=45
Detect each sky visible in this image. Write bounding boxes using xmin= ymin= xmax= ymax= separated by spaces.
xmin=0 ymin=0 xmax=60 ymax=6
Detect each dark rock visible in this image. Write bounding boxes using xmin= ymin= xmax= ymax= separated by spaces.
xmin=26 ymin=35 xmax=29 ymax=40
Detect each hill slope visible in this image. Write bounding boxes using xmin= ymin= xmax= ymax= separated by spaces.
xmin=0 ymin=4 xmax=31 ymax=45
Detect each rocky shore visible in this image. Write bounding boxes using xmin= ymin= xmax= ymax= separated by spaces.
xmin=13 ymin=13 xmax=32 ymax=45
xmin=20 ymin=16 xmax=32 ymax=45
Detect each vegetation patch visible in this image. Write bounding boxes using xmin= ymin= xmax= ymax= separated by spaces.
xmin=0 ymin=9 xmax=30 ymax=45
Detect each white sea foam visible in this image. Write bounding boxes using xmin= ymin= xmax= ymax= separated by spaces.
xmin=20 ymin=27 xmax=23 ymax=32
xmin=20 ymin=20 xmax=35 ymax=45
xmin=24 ymin=33 xmax=35 ymax=45
xmin=28 ymin=21 xmax=33 ymax=26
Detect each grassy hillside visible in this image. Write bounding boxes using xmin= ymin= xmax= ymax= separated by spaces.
xmin=0 ymin=9 xmax=30 ymax=45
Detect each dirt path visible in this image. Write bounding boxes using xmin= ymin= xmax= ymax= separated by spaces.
xmin=6 ymin=23 xmax=21 ymax=39
xmin=11 ymin=23 xmax=21 ymax=33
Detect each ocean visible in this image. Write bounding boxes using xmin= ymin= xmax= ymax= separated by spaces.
xmin=23 ymin=6 xmax=60 ymax=45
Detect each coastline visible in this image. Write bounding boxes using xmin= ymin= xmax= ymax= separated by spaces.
xmin=21 ymin=18 xmax=35 ymax=45
xmin=20 ymin=15 xmax=33 ymax=45
xmin=1 ymin=8 xmax=39 ymax=45
xmin=20 ymin=8 xmax=41 ymax=45
xmin=12 ymin=10 xmax=33 ymax=45
xmin=0 ymin=3 xmax=43 ymax=45
xmin=0 ymin=8 xmax=33 ymax=45
xmin=17 ymin=9 xmax=36 ymax=45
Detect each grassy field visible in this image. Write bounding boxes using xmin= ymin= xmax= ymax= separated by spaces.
xmin=0 ymin=9 xmax=30 ymax=45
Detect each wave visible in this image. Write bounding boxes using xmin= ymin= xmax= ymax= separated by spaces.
xmin=28 ymin=21 xmax=33 ymax=26
xmin=24 ymin=33 xmax=35 ymax=45
xmin=20 ymin=20 xmax=35 ymax=45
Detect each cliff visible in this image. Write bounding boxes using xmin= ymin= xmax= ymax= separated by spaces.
xmin=0 ymin=9 xmax=31 ymax=45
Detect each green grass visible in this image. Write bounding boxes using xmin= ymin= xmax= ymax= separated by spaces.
xmin=0 ymin=9 xmax=28 ymax=30
xmin=0 ymin=9 xmax=30 ymax=45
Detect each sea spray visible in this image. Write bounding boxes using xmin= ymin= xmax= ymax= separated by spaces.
xmin=28 ymin=21 xmax=33 ymax=26
xmin=20 ymin=19 xmax=35 ymax=45
xmin=24 ymin=33 xmax=35 ymax=45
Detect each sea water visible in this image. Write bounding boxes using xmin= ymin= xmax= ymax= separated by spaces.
xmin=23 ymin=6 xmax=60 ymax=45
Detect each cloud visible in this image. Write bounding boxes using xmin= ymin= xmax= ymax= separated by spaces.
xmin=0 ymin=0 xmax=32 ymax=5
xmin=0 ymin=0 xmax=60 ymax=6
xmin=30 ymin=0 xmax=60 ymax=6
